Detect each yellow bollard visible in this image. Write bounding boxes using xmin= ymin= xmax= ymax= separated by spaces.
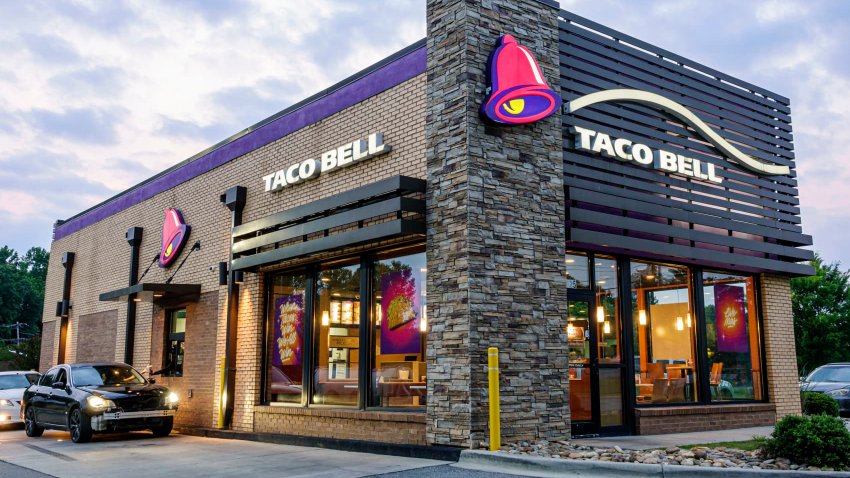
xmin=488 ymin=347 xmax=501 ymax=451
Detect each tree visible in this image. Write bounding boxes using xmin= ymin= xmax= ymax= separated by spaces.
xmin=0 ymin=245 xmax=49 ymax=343
xmin=791 ymin=254 xmax=850 ymax=374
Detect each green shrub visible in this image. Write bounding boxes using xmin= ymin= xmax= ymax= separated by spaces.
xmin=766 ymin=414 xmax=850 ymax=469
xmin=802 ymin=391 xmax=840 ymax=417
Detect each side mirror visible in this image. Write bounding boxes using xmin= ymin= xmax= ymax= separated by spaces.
xmin=52 ymin=382 xmax=66 ymax=390
xmin=148 ymin=378 xmax=156 ymax=384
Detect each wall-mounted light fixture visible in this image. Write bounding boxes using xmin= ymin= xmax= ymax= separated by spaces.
xmin=686 ymin=312 xmax=692 ymax=328
xmin=321 ymin=311 xmax=330 ymax=327
xmin=218 ymin=262 xmax=228 ymax=286
xmin=234 ymin=271 xmax=245 ymax=284
xmin=596 ymin=305 xmax=605 ymax=323
xmin=638 ymin=309 xmax=647 ymax=326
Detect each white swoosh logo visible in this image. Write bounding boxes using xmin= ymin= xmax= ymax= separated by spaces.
xmin=566 ymin=89 xmax=791 ymax=176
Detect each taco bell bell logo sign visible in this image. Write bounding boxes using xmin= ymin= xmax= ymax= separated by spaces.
xmin=481 ymin=34 xmax=561 ymax=125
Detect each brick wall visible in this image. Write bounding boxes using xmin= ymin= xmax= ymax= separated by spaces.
xmin=760 ymin=273 xmax=801 ymax=420
xmin=254 ymin=407 xmax=426 ymax=445
xmin=425 ymin=0 xmax=569 ymax=447
xmin=635 ymin=404 xmax=776 ymax=435
xmin=150 ymin=291 xmax=219 ymax=428
xmin=75 ymin=310 xmax=118 ymax=363
xmin=39 ymin=320 xmax=56 ymax=372
xmin=41 ymin=72 xmax=427 ymax=435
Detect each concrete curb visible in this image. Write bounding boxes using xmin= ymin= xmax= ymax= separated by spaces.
xmin=457 ymin=450 xmax=850 ymax=478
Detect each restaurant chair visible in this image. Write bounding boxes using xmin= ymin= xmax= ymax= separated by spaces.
xmin=668 ymin=378 xmax=686 ymax=402
xmin=651 ymin=378 xmax=668 ymax=403
xmin=710 ymin=362 xmax=724 ymax=398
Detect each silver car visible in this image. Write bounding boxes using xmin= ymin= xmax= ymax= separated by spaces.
xmin=0 ymin=371 xmax=40 ymax=425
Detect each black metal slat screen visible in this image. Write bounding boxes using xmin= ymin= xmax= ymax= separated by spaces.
xmin=559 ymin=11 xmax=814 ymax=275
xmin=230 ymin=176 xmax=426 ymax=271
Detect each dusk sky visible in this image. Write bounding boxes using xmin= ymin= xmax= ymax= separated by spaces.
xmin=1 ymin=1 xmax=848 ymax=268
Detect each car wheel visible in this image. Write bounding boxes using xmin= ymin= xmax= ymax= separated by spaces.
xmin=24 ymin=407 xmax=44 ymax=438
xmin=69 ymin=408 xmax=92 ymax=443
xmin=152 ymin=417 xmax=173 ymax=437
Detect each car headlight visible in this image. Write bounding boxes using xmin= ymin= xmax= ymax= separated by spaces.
xmin=165 ymin=392 xmax=179 ymax=405
xmin=0 ymin=399 xmax=13 ymax=407
xmin=86 ymin=396 xmax=116 ymax=409
xmin=826 ymin=389 xmax=850 ymax=397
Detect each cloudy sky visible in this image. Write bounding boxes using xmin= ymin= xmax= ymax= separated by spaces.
xmin=0 ymin=0 xmax=848 ymax=268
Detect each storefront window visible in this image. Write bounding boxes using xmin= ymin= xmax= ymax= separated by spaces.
xmin=631 ymin=261 xmax=698 ymax=404
xmin=703 ymin=271 xmax=763 ymax=401
xmin=566 ymin=251 xmax=590 ymax=289
xmin=314 ymin=261 xmax=361 ymax=406
xmin=371 ymin=248 xmax=427 ymax=408
xmin=268 ymin=272 xmax=307 ymax=404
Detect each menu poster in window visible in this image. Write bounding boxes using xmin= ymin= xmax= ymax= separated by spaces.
xmin=380 ymin=269 xmax=421 ymax=354
xmin=274 ymin=295 xmax=303 ymax=366
xmin=714 ymin=284 xmax=747 ymax=353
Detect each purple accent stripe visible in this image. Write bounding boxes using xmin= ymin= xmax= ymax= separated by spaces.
xmin=54 ymin=46 xmax=427 ymax=241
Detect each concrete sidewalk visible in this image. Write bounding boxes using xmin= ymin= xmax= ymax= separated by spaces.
xmin=573 ymin=426 xmax=775 ymax=450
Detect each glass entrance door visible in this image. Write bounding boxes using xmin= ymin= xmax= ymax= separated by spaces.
xmin=567 ymin=252 xmax=627 ymax=436
xmin=567 ymin=294 xmax=595 ymax=434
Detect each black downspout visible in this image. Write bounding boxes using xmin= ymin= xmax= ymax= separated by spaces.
xmin=125 ymin=227 xmax=143 ymax=365
xmin=57 ymin=252 xmax=75 ymax=364
xmin=221 ymin=186 xmax=246 ymax=429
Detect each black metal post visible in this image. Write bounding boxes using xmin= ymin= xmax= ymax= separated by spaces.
xmin=221 ymin=186 xmax=246 ymax=429
xmin=125 ymin=227 xmax=143 ymax=364
xmin=57 ymin=252 xmax=75 ymax=364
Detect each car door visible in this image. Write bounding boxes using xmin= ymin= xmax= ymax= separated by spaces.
xmin=30 ymin=368 xmax=57 ymax=425
xmin=43 ymin=367 xmax=72 ymax=427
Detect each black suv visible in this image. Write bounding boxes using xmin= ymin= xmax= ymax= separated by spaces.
xmin=22 ymin=363 xmax=178 ymax=443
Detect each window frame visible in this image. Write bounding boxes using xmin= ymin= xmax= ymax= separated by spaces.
xmin=261 ymin=241 xmax=427 ymax=412
xmin=163 ymin=308 xmax=186 ymax=377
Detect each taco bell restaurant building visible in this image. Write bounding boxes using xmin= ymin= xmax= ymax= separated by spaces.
xmin=39 ymin=0 xmax=813 ymax=447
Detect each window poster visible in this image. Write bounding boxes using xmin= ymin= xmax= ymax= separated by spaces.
xmin=714 ymin=284 xmax=748 ymax=353
xmin=380 ymin=269 xmax=422 ymax=354
xmin=274 ymin=294 xmax=303 ymax=366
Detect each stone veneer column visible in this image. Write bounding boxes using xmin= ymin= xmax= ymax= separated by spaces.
xmin=760 ymin=273 xmax=801 ymax=420
xmin=425 ymin=0 xmax=568 ymax=447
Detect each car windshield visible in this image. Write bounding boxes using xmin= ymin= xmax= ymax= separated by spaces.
xmin=0 ymin=374 xmax=31 ymax=390
xmin=807 ymin=366 xmax=850 ymax=383
xmin=72 ymin=365 xmax=146 ymax=386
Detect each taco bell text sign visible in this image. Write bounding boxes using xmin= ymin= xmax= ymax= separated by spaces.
xmin=481 ymin=34 xmax=561 ymax=125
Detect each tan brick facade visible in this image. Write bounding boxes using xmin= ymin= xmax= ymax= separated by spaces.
xmin=150 ymin=291 xmax=219 ymax=428
xmin=74 ymin=310 xmax=118 ymax=363
xmin=40 ymin=72 xmax=427 ymax=435
xmin=760 ymin=273 xmax=802 ymax=420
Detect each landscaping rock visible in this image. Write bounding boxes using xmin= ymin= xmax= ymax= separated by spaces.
xmin=494 ymin=439 xmax=848 ymax=472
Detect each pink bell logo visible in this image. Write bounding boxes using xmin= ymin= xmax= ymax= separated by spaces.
xmin=159 ymin=208 xmax=190 ymax=268
xmin=481 ymin=34 xmax=561 ymax=125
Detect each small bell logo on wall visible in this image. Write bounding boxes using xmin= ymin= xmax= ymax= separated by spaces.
xmin=159 ymin=208 xmax=190 ymax=268
xmin=481 ymin=34 xmax=561 ymax=125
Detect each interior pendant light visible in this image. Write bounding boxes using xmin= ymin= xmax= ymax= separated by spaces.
xmin=596 ymin=305 xmax=605 ymax=323
xmin=321 ymin=311 xmax=330 ymax=327
xmin=638 ymin=309 xmax=647 ymax=326
xmin=686 ymin=312 xmax=692 ymax=328
xmin=675 ymin=316 xmax=684 ymax=331
xmin=603 ymin=321 xmax=611 ymax=335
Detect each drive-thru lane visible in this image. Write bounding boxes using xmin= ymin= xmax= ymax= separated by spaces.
xmin=0 ymin=429 xmax=449 ymax=478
